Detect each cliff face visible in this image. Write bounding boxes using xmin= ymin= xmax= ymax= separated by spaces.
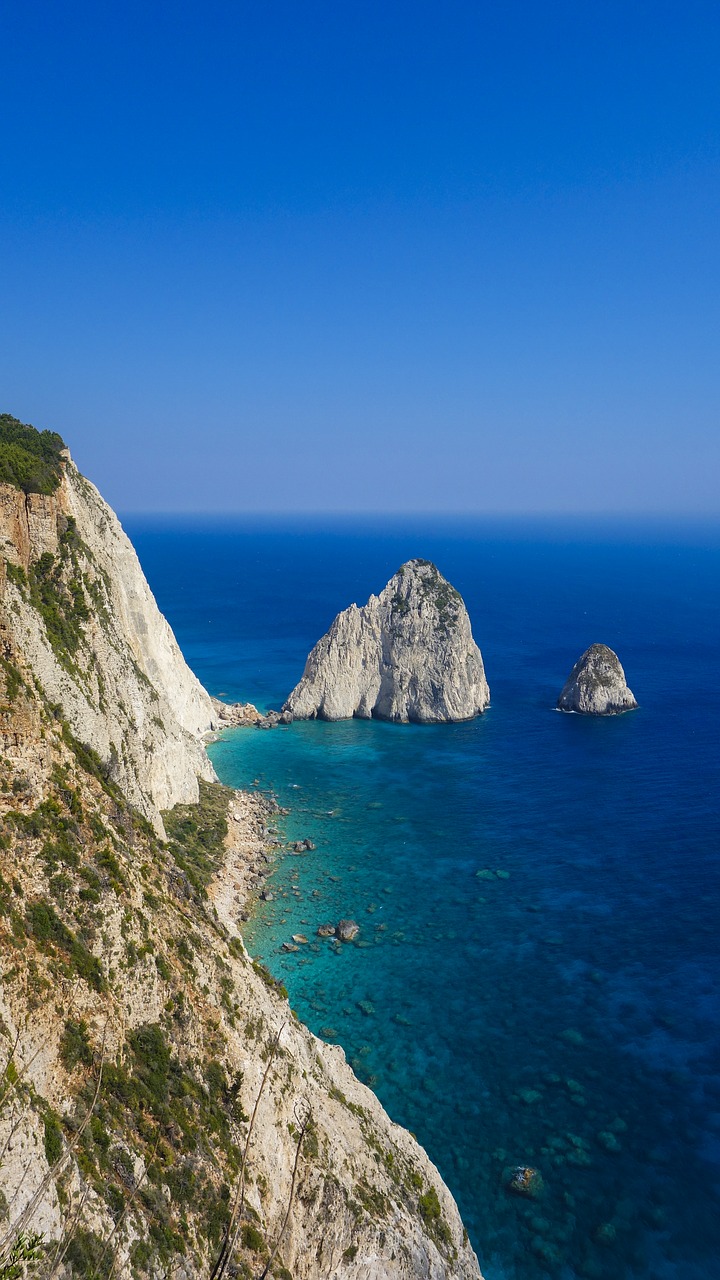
xmin=285 ymin=559 xmax=490 ymax=723
xmin=0 ymin=439 xmax=481 ymax=1280
xmin=557 ymin=644 xmax=637 ymax=715
xmin=0 ymin=458 xmax=217 ymax=827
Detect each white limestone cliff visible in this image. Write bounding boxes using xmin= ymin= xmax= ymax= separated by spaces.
xmin=557 ymin=643 xmax=638 ymax=715
xmin=285 ymin=559 xmax=490 ymax=723
xmin=0 ymin=458 xmax=217 ymax=827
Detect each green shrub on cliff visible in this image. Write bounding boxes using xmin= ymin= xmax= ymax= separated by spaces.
xmin=163 ymin=780 xmax=230 ymax=897
xmin=0 ymin=1231 xmax=44 ymax=1278
xmin=26 ymin=523 xmax=92 ymax=670
xmin=0 ymin=414 xmax=66 ymax=495
xmin=418 ymin=1184 xmax=452 ymax=1245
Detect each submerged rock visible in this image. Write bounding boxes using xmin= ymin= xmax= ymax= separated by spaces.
xmin=557 ymin=644 xmax=637 ymax=716
xmin=284 ymin=559 xmax=490 ymax=723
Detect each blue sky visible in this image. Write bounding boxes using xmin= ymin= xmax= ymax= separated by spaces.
xmin=2 ymin=1 xmax=718 ymax=513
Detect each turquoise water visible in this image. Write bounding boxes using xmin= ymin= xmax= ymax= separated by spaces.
xmin=127 ymin=517 xmax=720 ymax=1280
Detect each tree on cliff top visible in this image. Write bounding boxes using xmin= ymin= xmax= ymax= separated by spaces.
xmin=0 ymin=414 xmax=67 ymax=495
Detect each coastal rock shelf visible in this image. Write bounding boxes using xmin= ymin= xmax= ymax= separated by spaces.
xmin=557 ymin=643 xmax=638 ymax=715
xmin=284 ymin=558 xmax=490 ymax=723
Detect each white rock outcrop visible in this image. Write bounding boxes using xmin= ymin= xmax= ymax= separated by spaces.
xmin=0 ymin=459 xmax=217 ymax=826
xmin=557 ymin=643 xmax=637 ymax=715
xmin=285 ymin=559 xmax=490 ymax=723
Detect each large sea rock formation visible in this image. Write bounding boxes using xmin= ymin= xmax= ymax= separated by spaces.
xmin=284 ymin=558 xmax=490 ymax=723
xmin=0 ymin=418 xmax=481 ymax=1280
xmin=557 ymin=643 xmax=638 ymax=715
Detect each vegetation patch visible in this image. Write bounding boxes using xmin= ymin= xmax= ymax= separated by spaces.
xmin=60 ymin=722 xmax=121 ymax=801
xmin=252 ymin=959 xmax=288 ymax=1001
xmin=27 ymin=520 xmax=92 ymax=670
xmin=0 ymin=413 xmax=66 ymax=494
xmin=0 ymin=657 xmax=25 ymax=705
xmin=163 ymin=780 xmax=230 ymax=898
xmin=25 ymin=897 xmax=105 ymax=991
xmin=43 ymin=1111 xmax=64 ymax=1165
xmin=416 ymin=563 xmax=461 ymax=634
xmin=241 ymin=1221 xmax=266 ymax=1253
xmin=418 ymin=1184 xmax=452 ymax=1245
xmin=0 ymin=1231 xmax=44 ymax=1278
xmin=64 ymin=1227 xmax=114 ymax=1279
xmin=355 ymin=1180 xmax=388 ymax=1218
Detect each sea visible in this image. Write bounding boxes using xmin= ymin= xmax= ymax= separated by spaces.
xmin=124 ymin=515 xmax=720 ymax=1280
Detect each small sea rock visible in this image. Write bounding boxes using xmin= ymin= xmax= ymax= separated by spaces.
xmin=335 ymin=919 xmax=360 ymax=942
xmin=557 ymin=643 xmax=637 ymax=715
xmin=505 ymin=1166 xmax=544 ymax=1199
xmin=317 ymin=923 xmax=336 ymax=937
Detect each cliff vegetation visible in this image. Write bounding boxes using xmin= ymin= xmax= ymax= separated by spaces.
xmin=0 ymin=416 xmax=67 ymax=496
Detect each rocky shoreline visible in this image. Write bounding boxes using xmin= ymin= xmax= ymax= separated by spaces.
xmin=209 ymin=783 xmax=316 ymax=929
xmin=206 ymin=785 xmax=283 ymax=930
xmin=209 ymin=781 xmax=356 ymax=964
xmin=208 ymin=696 xmax=293 ymax=736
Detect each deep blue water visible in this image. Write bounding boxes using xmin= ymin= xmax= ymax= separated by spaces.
xmin=125 ymin=515 xmax=720 ymax=1280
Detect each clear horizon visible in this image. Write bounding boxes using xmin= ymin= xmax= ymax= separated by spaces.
xmin=2 ymin=1 xmax=719 ymax=516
